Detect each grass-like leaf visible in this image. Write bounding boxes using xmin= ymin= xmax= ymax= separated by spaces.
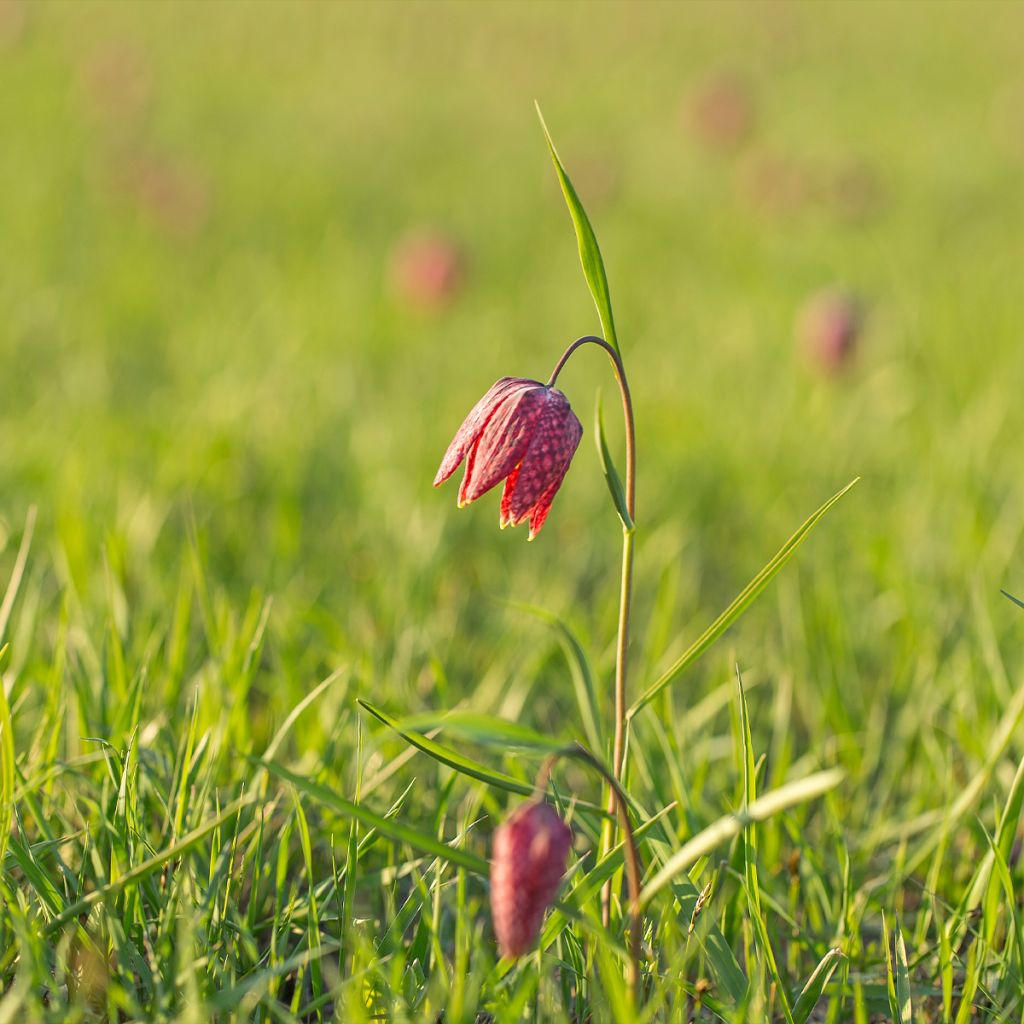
xmin=44 ymin=794 xmax=255 ymax=935
xmin=792 ymin=948 xmax=843 ymax=1024
xmin=0 ymin=645 xmax=13 ymax=870
xmin=395 ymin=709 xmax=562 ymax=752
xmin=536 ymin=102 xmax=619 ymax=354
xmin=629 ymin=479 xmax=859 ymax=718
xmin=640 ymin=768 xmax=844 ymax=907
xmin=506 ymin=600 xmax=603 ymax=753
xmin=738 ymin=668 xmax=794 ymax=1024
xmin=0 ymin=509 xmax=37 ymax=870
xmin=358 ymin=700 xmax=533 ymax=796
xmin=595 ymin=392 xmax=633 ymax=532
xmin=893 ymin=917 xmax=914 ymax=1022
xmin=263 ymin=760 xmax=489 ymax=876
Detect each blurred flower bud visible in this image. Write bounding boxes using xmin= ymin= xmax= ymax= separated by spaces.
xmin=797 ymin=289 xmax=864 ymax=372
xmin=490 ymin=800 xmax=572 ymax=958
xmin=687 ymin=73 xmax=755 ymax=153
xmin=389 ymin=230 xmax=464 ymax=310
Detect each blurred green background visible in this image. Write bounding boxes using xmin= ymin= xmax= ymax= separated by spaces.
xmin=2 ymin=0 xmax=1024 ymax=849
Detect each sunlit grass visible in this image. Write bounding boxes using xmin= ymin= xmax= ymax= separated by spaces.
xmin=0 ymin=1 xmax=1023 ymax=1020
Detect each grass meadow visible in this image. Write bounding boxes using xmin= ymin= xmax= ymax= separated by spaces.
xmin=2 ymin=1 xmax=1024 ymax=1020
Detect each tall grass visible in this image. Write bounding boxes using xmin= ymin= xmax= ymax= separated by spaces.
xmin=0 ymin=2 xmax=1022 ymax=1020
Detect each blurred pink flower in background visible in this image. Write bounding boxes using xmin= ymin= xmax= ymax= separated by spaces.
xmin=687 ymin=72 xmax=756 ymax=153
xmin=797 ymin=288 xmax=864 ymax=372
xmin=389 ymin=230 xmax=465 ymax=310
xmin=101 ymin=149 xmax=211 ymax=238
xmin=0 ymin=0 xmax=27 ymax=50
xmin=78 ymin=41 xmax=153 ymax=133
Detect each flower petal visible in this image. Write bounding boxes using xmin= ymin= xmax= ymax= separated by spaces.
xmin=499 ymin=464 xmax=521 ymax=528
xmin=526 ymin=471 xmax=569 ymax=539
xmin=508 ymin=390 xmax=583 ymax=527
xmin=459 ymin=384 xmax=547 ymax=506
xmin=433 ymin=377 xmax=521 ymax=487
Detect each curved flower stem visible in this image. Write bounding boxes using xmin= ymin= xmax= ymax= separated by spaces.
xmin=548 ymin=336 xmax=636 ymax=923
xmin=535 ymin=743 xmax=643 ymax=1001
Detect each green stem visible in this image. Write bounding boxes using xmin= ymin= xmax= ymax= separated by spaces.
xmin=548 ymin=335 xmax=637 ymax=924
xmin=535 ymin=743 xmax=643 ymax=1001
xmin=547 ymin=335 xmax=636 ymax=781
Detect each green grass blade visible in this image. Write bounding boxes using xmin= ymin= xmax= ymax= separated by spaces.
xmin=629 ymin=479 xmax=859 ymax=718
xmin=885 ymin=915 xmax=913 ymax=1023
xmin=983 ymin=750 xmax=1024 ymax=940
xmin=0 ymin=507 xmax=35 ymax=643
xmin=358 ymin=699 xmax=533 ymax=796
xmin=394 ymin=709 xmax=562 ymax=752
xmin=1001 ymin=589 xmax=1024 ymax=611
xmin=893 ymin=919 xmax=913 ymax=1023
xmin=0 ymin=508 xmax=36 ymax=871
xmin=535 ymin=102 xmax=619 ymax=353
xmin=262 ymin=760 xmax=489 ymax=876
xmin=792 ymin=948 xmax=843 ymax=1024
xmin=0 ymin=647 xmax=13 ymax=869
xmin=641 ymin=769 xmax=844 ymax=907
xmin=883 ymin=914 xmax=898 ymax=1022
xmin=506 ymin=600 xmax=602 ymax=752
xmin=738 ymin=668 xmax=794 ymax=1024
xmin=538 ymin=801 xmax=676 ymax=948
xmin=44 ymin=794 xmax=255 ymax=935
xmin=952 ymin=939 xmax=980 ymax=1024
xmin=264 ymin=667 xmax=348 ymax=761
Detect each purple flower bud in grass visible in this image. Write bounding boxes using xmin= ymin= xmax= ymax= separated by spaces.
xmin=490 ymin=800 xmax=572 ymax=958
xmin=434 ymin=377 xmax=583 ymax=539
xmin=797 ymin=289 xmax=864 ymax=372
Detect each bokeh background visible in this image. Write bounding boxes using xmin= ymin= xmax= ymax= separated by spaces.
xmin=2 ymin=0 xmax=1024 ymax=938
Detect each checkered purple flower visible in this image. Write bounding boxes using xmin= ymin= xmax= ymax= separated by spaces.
xmin=490 ymin=800 xmax=572 ymax=958
xmin=434 ymin=377 xmax=583 ymax=539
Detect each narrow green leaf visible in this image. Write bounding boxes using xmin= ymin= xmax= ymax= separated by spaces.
xmin=506 ymin=601 xmax=602 ymax=753
xmin=264 ymin=666 xmax=347 ymax=761
xmin=358 ymin=699 xmax=533 ymax=796
xmin=536 ymin=102 xmax=619 ymax=353
xmin=952 ymin=939 xmax=980 ymax=1024
xmin=595 ymin=392 xmax=633 ymax=531
xmin=207 ymin=941 xmax=340 ymax=1013
xmin=629 ymin=479 xmax=859 ymax=718
xmin=738 ymin=668 xmax=794 ymax=1024
xmin=1001 ymin=589 xmax=1024 ymax=611
xmin=395 ymin=709 xmax=563 ymax=753
xmin=0 ymin=646 xmax=13 ymax=869
xmin=882 ymin=914 xmax=898 ymax=1022
xmin=641 ymin=769 xmax=844 ymax=907
xmin=539 ymin=802 xmax=676 ymax=948
xmin=937 ymin=902 xmax=952 ymax=1020
xmin=0 ymin=508 xmax=36 ymax=870
xmin=263 ymin=760 xmax=488 ymax=875
xmin=0 ymin=506 xmax=36 ymax=642
xmin=44 ymin=794 xmax=255 ymax=935
xmin=362 ymin=701 xmax=610 ymax=817
xmin=983 ymin=750 xmax=1024 ymax=939
xmin=892 ymin=918 xmax=913 ymax=1023
xmin=792 ymin=948 xmax=843 ymax=1024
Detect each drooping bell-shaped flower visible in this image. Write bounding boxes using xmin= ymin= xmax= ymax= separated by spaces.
xmin=489 ymin=799 xmax=572 ymax=958
xmin=434 ymin=377 xmax=583 ymax=539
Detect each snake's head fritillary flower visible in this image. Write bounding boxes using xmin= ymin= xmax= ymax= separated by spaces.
xmin=490 ymin=799 xmax=572 ymax=958
xmin=434 ymin=377 xmax=583 ymax=539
